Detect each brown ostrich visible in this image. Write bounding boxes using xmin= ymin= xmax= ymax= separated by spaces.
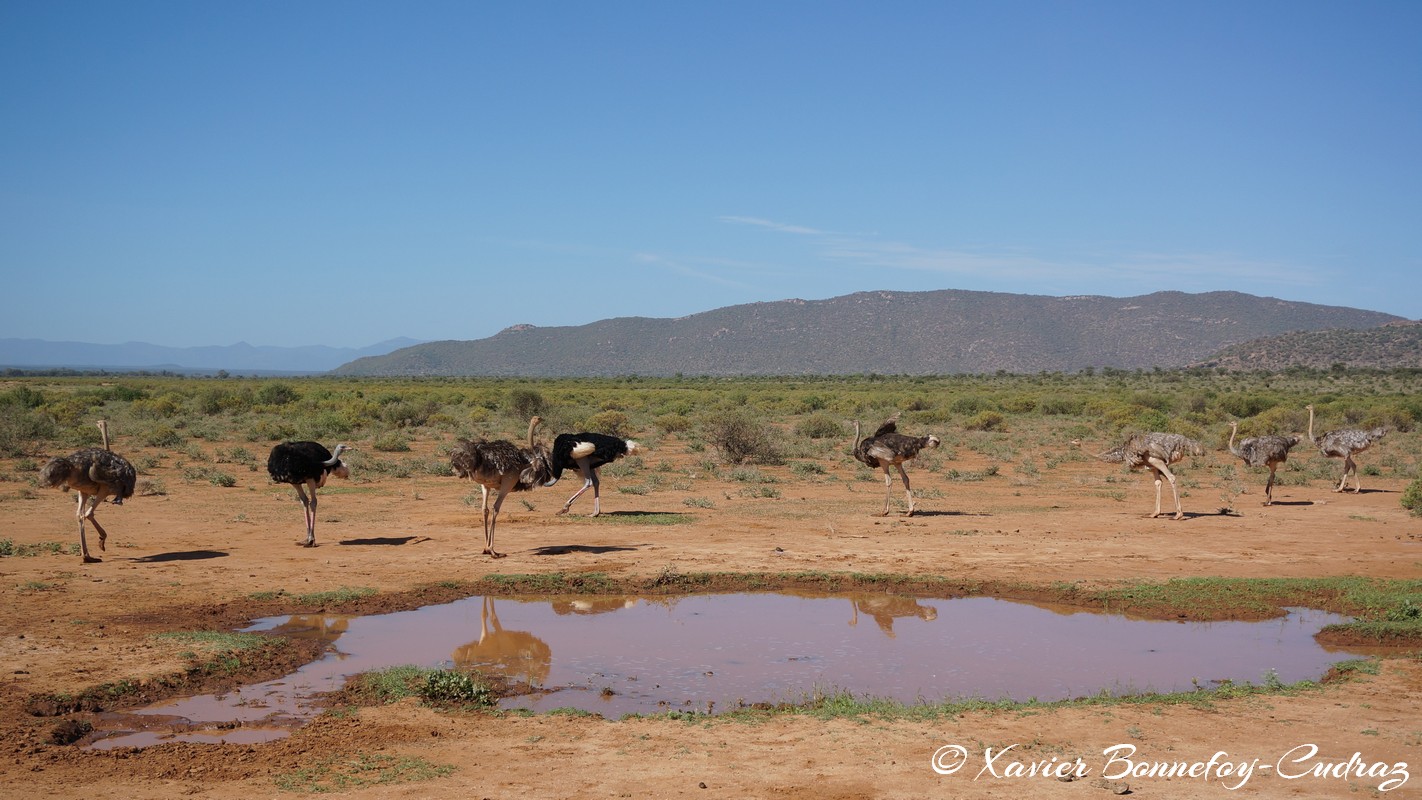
xmin=450 ymin=417 xmax=553 ymax=558
xmin=1226 ymin=421 xmax=1300 ymax=506
xmin=1087 ymin=432 xmax=1203 ymax=520
xmin=1306 ymin=404 xmax=1388 ymax=493
xmin=266 ymin=441 xmax=350 ymax=547
xmin=851 ymin=414 xmax=940 ymax=516
xmin=38 ymin=420 xmax=137 ymax=563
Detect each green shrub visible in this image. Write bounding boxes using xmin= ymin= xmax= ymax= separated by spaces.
xmin=1403 ymin=478 xmax=1422 ymax=517
xmin=144 ymin=425 xmax=185 ymax=447
xmin=701 ymin=410 xmax=783 ymax=465
xmin=256 ymin=383 xmax=299 ymax=406
xmin=794 ymin=413 xmax=846 ymax=440
xmin=506 ymin=388 xmax=545 ymax=419
xmin=583 ymin=410 xmax=632 ymax=437
xmin=963 ymin=411 xmax=1006 ymax=431
xmin=655 ymin=413 xmax=692 ymax=434
xmin=372 ymin=431 xmax=412 ymax=452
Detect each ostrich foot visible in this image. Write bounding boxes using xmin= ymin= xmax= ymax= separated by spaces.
xmin=875 ymin=510 xmax=890 ymax=517
xmin=1172 ymin=512 xmax=1185 ymax=520
xmin=590 ymin=510 xmax=601 ymax=518
xmin=82 ymin=554 xmax=101 ymax=564
xmin=483 ymin=548 xmax=506 ymax=559
xmin=298 ymin=540 xmax=316 ymax=548
xmin=556 ymin=507 xmax=570 ymax=516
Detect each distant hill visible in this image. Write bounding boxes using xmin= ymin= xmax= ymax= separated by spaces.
xmin=1197 ymin=321 xmax=1422 ymax=371
xmin=0 ymin=337 xmax=424 ymax=374
xmin=333 ymin=289 xmax=1403 ymax=377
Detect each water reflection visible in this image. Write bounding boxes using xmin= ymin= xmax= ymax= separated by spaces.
xmin=84 ymin=593 xmax=1363 ymax=748
xmin=452 ymin=597 xmax=552 ymax=686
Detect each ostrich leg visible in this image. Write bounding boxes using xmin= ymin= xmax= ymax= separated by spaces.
xmin=898 ymin=464 xmax=915 ymax=516
xmin=76 ymin=493 xmax=100 ymax=563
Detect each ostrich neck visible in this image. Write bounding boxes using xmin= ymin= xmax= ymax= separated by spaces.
xmin=1307 ymin=407 xmax=1315 ymax=442
xmin=527 ymin=418 xmax=540 ymax=449
xmin=852 ymin=421 xmax=862 ymax=450
xmin=1228 ymin=425 xmax=1242 ymax=457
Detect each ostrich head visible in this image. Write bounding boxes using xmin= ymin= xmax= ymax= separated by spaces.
xmin=324 ymin=444 xmax=351 ymax=480
xmin=925 ymin=434 xmax=941 ymax=449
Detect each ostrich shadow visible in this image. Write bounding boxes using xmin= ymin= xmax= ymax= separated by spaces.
xmin=903 ymin=510 xmax=987 ymax=518
xmin=338 ymin=536 xmax=431 ymax=546
xmin=1264 ymin=500 xmax=1315 ymax=507
xmin=571 ymin=510 xmax=687 ymax=518
xmin=132 ymin=550 xmax=228 ymax=563
xmin=530 ymin=544 xmax=643 ymax=556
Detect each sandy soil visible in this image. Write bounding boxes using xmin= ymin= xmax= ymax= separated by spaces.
xmin=1 ymin=438 xmax=1418 ymax=798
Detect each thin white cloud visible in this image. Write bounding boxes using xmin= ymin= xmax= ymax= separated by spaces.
xmin=717 ymin=216 xmax=831 ymax=236
xmin=634 ymin=252 xmax=756 ymax=289
xmin=722 ymin=215 xmax=1321 ymax=289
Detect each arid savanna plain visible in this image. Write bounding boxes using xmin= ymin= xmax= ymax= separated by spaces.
xmin=2 ymin=370 xmax=1420 ymax=798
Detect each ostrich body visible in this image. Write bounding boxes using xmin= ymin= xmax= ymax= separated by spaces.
xmin=1227 ymin=422 xmax=1300 ymax=506
xmin=38 ymin=420 xmax=136 ymax=563
xmin=1091 ymin=432 xmax=1203 ymax=520
xmin=450 ymin=417 xmax=553 ymax=558
xmin=546 ymin=430 xmax=643 ymax=517
xmin=851 ymin=415 xmax=940 ymax=516
xmin=1306 ymin=405 xmax=1387 ymax=493
xmin=267 ymin=441 xmax=350 ymax=547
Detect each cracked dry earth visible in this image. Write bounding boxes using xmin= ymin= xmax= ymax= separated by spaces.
xmin=1 ymin=439 xmax=1419 ymax=799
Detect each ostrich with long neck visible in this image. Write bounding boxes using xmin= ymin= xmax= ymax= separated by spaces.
xmin=1306 ymin=404 xmax=1387 ymax=493
xmin=450 ymin=416 xmax=553 ymax=558
xmin=851 ymin=414 xmax=940 ymax=516
xmin=39 ymin=420 xmax=137 ymax=563
xmin=1227 ymin=421 xmax=1300 ymax=506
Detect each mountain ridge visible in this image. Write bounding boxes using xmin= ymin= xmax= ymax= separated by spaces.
xmin=334 ymin=289 xmax=1404 ymax=377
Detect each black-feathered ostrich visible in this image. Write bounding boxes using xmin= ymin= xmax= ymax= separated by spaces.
xmin=1227 ymin=421 xmax=1301 ymax=506
xmin=266 ymin=441 xmax=350 ymax=547
xmin=546 ymin=427 xmax=643 ymax=517
xmin=1306 ymin=404 xmax=1388 ymax=493
xmin=39 ymin=420 xmax=137 ymax=563
xmin=851 ymin=414 xmax=940 ymax=516
xmin=450 ymin=417 xmax=553 ymax=558
xmin=1084 ymin=432 xmax=1204 ymax=520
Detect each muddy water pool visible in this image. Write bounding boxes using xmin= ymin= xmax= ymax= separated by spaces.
xmin=87 ymin=593 xmax=1360 ymax=749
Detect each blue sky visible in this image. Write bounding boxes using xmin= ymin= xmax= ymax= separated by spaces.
xmin=3 ymin=1 xmax=1419 ymax=348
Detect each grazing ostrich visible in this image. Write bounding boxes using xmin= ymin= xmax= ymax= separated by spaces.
xmin=851 ymin=415 xmax=940 ymax=516
xmin=1306 ymin=405 xmax=1388 ymax=493
xmin=450 ymin=417 xmax=553 ymax=558
xmin=266 ymin=441 xmax=350 ymax=547
xmin=39 ymin=420 xmax=137 ymax=563
xmin=546 ymin=428 xmax=643 ymax=517
xmin=1087 ymin=432 xmax=1203 ymax=520
xmin=1227 ymin=421 xmax=1301 ymax=506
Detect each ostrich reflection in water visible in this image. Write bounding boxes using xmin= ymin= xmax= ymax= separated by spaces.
xmin=452 ymin=597 xmax=552 ymax=687
xmin=848 ymin=594 xmax=938 ymax=637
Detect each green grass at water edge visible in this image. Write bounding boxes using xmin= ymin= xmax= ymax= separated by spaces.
xmin=274 ymin=753 xmax=455 ymax=794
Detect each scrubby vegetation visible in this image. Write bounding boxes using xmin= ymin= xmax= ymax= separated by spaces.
xmin=0 ymin=368 xmax=1417 ymax=512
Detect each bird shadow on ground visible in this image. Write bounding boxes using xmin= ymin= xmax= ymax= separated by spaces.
xmin=338 ymin=536 xmax=431 ymax=546
xmin=577 ymin=511 xmax=685 ymax=518
xmin=902 ymin=510 xmax=985 ymax=518
xmin=530 ymin=544 xmax=642 ymax=556
xmin=131 ymin=550 xmax=228 ymax=563
xmin=1266 ymin=500 xmax=1315 ymax=507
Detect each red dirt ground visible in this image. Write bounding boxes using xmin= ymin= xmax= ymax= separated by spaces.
xmin=1 ymin=438 xmax=1418 ymax=798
